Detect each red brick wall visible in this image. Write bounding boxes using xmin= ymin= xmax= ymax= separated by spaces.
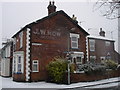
xmin=13 ymin=29 xmax=27 ymax=81
xmin=30 ymin=13 xmax=87 ymax=81
xmin=88 ymin=38 xmax=116 ymax=63
xmin=70 ymin=70 xmax=119 ymax=83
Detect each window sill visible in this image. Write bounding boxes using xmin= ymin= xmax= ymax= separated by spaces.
xmin=71 ymin=48 xmax=79 ymax=50
xmin=32 ymin=71 xmax=39 ymax=73
xmin=14 ymin=72 xmax=22 ymax=74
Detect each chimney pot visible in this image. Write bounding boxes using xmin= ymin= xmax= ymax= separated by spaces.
xmin=99 ymin=28 xmax=105 ymax=37
xmin=52 ymin=1 xmax=55 ymax=5
xmin=47 ymin=1 xmax=56 ymax=15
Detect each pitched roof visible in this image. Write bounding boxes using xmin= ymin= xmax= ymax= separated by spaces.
xmin=87 ymin=35 xmax=115 ymax=42
xmin=12 ymin=10 xmax=89 ymax=38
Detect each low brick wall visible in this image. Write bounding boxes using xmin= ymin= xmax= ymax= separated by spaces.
xmin=70 ymin=70 xmax=119 ymax=83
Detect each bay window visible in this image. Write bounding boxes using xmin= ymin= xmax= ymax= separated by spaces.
xmin=13 ymin=51 xmax=24 ymax=73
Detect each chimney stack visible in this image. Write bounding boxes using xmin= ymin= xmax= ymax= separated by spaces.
xmin=47 ymin=1 xmax=56 ymax=15
xmin=72 ymin=14 xmax=78 ymax=24
xmin=99 ymin=28 xmax=105 ymax=37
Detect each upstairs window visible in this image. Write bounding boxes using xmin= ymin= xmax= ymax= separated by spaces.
xmin=32 ymin=60 xmax=39 ymax=72
xmin=105 ymin=41 xmax=110 ymax=46
xmin=13 ymin=38 xmax=16 ymax=51
xmin=89 ymin=39 xmax=95 ymax=51
xmin=70 ymin=33 xmax=79 ymax=49
xmin=19 ymin=31 xmax=23 ymax=48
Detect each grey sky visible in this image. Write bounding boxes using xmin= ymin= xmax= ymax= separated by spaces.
xmin=0 ymin=0 xmax=118 ymax=51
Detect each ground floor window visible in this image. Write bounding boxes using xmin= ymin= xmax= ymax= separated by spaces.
xmin=90 ymin=56 xmax=96 ymax=63
xmin=18 ymin=56 xmax=22 ymax=72
xmin=76 ymin=57 xmax=82 ymax=64
xmin=70 ymin=52 xmax=84 ymax=64
xmin=32 ymin=60 xmax=39 ymax=72
xmin=13 ymin=51 xmax=24 ymax=73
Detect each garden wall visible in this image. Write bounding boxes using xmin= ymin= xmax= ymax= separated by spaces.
xmin=70 ymin=70 xmax=120 ymax=83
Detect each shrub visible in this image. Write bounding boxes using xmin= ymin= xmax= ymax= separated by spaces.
xmin=77 ymin=63 xmax=106 ymax=75
xmin=47 ymin=57 xmax=68 ymax=83
xmin=102 ymin=60 xmax=118 ymax=70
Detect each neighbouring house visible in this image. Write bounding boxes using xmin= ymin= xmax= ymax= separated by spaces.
xmin=87 ymin=28 xmax=120 ymax=63
xmin=12 ymin=1 xmax=89 ymax=82
xmin=0 ymin=49 xmax=2 ymax=75
xmin=1 ymin=40 xmax=13 ymax=77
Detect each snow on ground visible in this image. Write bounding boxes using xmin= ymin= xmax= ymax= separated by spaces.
xmin=85 ymin=82 xmax=119 ymax=89
xmin=1 ymin=76 xmax=120 ymax=89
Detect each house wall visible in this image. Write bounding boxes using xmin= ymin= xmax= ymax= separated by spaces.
xmin=13 ymin=30 xmax=27 ymax=82
xmin=30 ymin=13 xmax=87 ymax=81
xmin=1 ymin=58 xmax=10 ymax=77
xmin=88 ymin=38 xmax=116 ymax=63
xmin=1 ymin=42 xmax=13 ymax=77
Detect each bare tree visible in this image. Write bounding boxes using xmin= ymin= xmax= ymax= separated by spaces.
xmin=93 ymin=0 xmax=120 ymax=19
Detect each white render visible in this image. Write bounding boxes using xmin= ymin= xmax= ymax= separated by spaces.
xmin=26 ymin=28 xmax=31 ymax=81
xmin=1 ymin=58 xmax=10 ymax=77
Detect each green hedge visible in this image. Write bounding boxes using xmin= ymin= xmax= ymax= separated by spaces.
xmin=46 ymin=57 xmax=75 ymax=84
xmin=46 ymin=57 xmax=67 ymax=83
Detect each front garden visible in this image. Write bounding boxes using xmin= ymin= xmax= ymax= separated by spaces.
xmin=46 ymin=57 xmax=120 ymax=84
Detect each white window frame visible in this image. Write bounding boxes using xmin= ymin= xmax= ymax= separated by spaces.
xmin=13 ymin=51 xmax=24 ymax=73
xmin=76 ymin=56 xmax=82 ymax=64
xmin=32 ymin=60 xmax=39 ymax=72
xmin=105 ymin=41 xmax=110 ymax=46
xmin=70 ymin=33 xmax=79 ymax=49
xmin=89 ymin=39 xmax=95 ymax=51
xmin=19 ymin=31 xmax=23 ymax=48
xmin=17 ymin=56 xmax=22 ymax=72
xmin=13 ymin=56 xmax=16 ymax=72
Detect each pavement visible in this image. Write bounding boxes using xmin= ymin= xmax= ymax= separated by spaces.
xmin=0 ymin=76 xmax=120 ymax=89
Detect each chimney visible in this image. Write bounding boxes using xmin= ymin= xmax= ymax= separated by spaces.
xmin=72 ymin=14 xmax=78 ymax=24
xmin=99 ymin=28 xmax=105 ymax=37
xmin=47 ymin=1 xmax=56 ymax=15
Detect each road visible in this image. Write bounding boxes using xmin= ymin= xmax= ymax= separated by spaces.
xmin=60 ymin=82 xmax=120 ymax=90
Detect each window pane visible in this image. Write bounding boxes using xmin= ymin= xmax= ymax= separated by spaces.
xmin=72 ymin=42 xmax=77 ymax=48
xmin=33 ymin=65 xmax=38 ymax=71
xmin=89 ymin=39 xmax=95 ymax=51
xmin=18 ymin=56 xmax=21 ymax=63
xmin=18 ymin=64 xmax=21 ymax=72
xmin=106 ymin=41 xmax=110 ymax=46
xmin=76 ymin=57 xmax=82 ymax=63
xmin=18 ymin=56 xmax=22 ymax=72
xmin=32 ymin=60 xmax=38 ymax=72
xmin=71 ymin=37 xmax=77 ymax=41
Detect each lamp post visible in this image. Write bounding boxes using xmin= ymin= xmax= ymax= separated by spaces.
xmin=66 ymin=53 xmax=71 ymax=85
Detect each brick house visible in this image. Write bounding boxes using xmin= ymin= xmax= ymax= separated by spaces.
xmin=87 ymin=28 xmax=120 ymax=63
xmin=0 ymin=40 xmax=13 ymax=77
xmin=12 ymin=1 xmax=89 ymax=82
